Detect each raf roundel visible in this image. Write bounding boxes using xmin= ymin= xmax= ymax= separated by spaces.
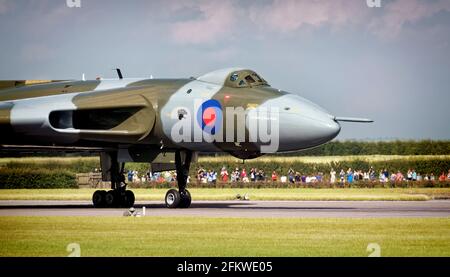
xmin=196 ymin=99 xmax=222 ymax=135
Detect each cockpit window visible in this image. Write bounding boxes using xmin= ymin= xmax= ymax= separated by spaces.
xmin=244 ymin=75 xmax=256 ymax=84
xmin=225 ymin=70 xmax=270 ymax=88
xmin=252 ymin=73 xmax=262 ymax=82
xmin=230 ymin=73 xmax=239 ymax=82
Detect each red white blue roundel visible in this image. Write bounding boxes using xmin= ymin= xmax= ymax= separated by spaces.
xmin=197 ymin=99 xmax=222 ymax=135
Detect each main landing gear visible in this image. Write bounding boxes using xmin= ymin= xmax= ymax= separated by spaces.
xmin=164 ymin=150 xmax=192 ymax=209
xmin=92 ymin=152 xmax=135 ymax=208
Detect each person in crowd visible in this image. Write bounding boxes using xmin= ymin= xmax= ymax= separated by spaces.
xmin=240 ymin=168 xmax=247 ymax=180
xmin=430 ymin=173 xmax=435 ymax=181
xmin=439 ymin=172 xmax=446 ymax=182
xmin=411 ymin=169 xmax=417 ymax=181
xmin=379 ymin=170 xmax=386 ymax=183
xmin=353 ymin=170 xmax=359 ymax=182
xmin=330 ymin=168 xmax=336 ymax=184
xmin=127 ymin=170 xmax=133 ymax=182
xmin=369 ymin=167 xmax=376 ymax=181
xmin=271 ymin=171 xmax=278 ymax=182
xmin=416 ymin=173 xmax=423 ymax=181
xmin=390 ymin=172 xmax=397 ymax=182
xmin=358 ymin=170 xmax=364 ymax=181
xmin=383 ymin=168 xmax=389 ymax=180
xmin=363 ymin=171 xmax=370 ymax=181
xmin=407 ymin=169 xmax=412 ymax=181
xmin=288 ymin=169 xmax=295 ymax=184
xmin=339 ymin=169 xmax=345 ymax=185
xmin=220 ymin=167 xmax=229 ymax=182
xmin=280 ymin=175 xmax=287 ymax=183
xmin=132 ymin=170 xmax=139 ymax=183
xmin=234 ymin=168 xmax=240 ymax=182
xmin=250 ymin=168 xmax=256 ymax=182
xmin=197 ymin=168 xmax=204 ymax=184
xmin=295 ymin=172 xmax=301 ymax=183
xmin=316 ymin=172 xmax=323 ymax=182
xmin=206 ymin=170 xmax=213 ymax=183
xmin=347 ymin=168 xmax=354 ymax=184
xmin=447 ymin=169 xmax=450 ymax=180
xmin=395 ymin=171 xmax=404 ymax=182
xmin=212 ymin=170 xmax=217 ymax=184
xmin=257 ymin=170 xmax=265 ymax=181
xmin=230 ymin=169 xmax=237 ymax=182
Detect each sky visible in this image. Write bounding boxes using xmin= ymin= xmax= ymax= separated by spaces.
xmin=0 ymin=0 xmax=449 ymax=140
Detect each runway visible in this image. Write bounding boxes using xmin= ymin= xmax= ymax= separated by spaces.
xmin=0 ymin=200 xmax=449 ymax=218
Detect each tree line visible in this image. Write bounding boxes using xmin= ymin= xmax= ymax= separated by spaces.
xmin=278 ymin=140 xmax=450 ymax=156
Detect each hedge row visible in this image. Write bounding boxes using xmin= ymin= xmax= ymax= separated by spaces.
xmin=0 ymin=168 xmax=77 ymax=189
xmin=285 ymin=140 xmax=450 ymax=156
xmin=195 ymin=159 xmax=450 ymax=176
xmin=6 ymin=158 xmax=449 ymax=176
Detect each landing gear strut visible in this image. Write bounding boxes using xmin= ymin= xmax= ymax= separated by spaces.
xmin=165 ymin=150 xmax=192 ymax=209
xmin=92 ymin=151 xmax=135 ymax=208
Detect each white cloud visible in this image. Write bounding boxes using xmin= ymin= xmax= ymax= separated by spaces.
xmin=369 ymin=0 xmax=450 ymax=38
xmin=169 ymin=0 xmax=237 ymax=44
xmin=249 ymin=0 xmax=367 ymax=33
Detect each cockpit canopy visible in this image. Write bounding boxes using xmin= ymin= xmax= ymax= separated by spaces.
xmin=225 ymin=69 xmax=269 ymax=88
xmin=197 ymin=68 xmax=270 ymax=88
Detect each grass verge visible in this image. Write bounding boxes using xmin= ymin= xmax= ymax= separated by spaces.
xmin=0 ymin=216 xmax=448 ymax=256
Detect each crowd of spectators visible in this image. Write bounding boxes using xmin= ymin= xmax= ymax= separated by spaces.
xmin=123 ymin=168 xmax=450 ymax=185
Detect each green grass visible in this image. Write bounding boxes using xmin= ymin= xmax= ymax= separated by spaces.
xmin=0 ymin=217 xmax=448 ymax=256
xmin=0 ymin=188 xmax=450 ymax=201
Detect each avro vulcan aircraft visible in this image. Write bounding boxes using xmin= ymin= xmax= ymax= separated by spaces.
xmin=0 ymin=68 xmax=372 ymax=208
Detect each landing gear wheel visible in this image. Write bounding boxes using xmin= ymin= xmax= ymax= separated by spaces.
xmin=92 ymin=190 xmax=106 ymax=208
xmin=179 ymin=190 xmax=191 ymax=208
xmin=165 ymin=189 xmax=181 ymax=208
xmin=105 ymin=190 xmax=117 ymax=207
xmin=123 ymin=190 xmax=135 ymax=208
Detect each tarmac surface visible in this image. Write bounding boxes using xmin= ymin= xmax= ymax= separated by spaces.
xmin=0 ymin=200 xmax=449 ymax=218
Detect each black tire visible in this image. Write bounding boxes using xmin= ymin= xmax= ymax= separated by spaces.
xmin=165 ymin=189 xmax=181 ymax=208
xmin=123 ymin=190 xmax=135 ymax=208
xmin=92 ymin=190 xmax=106 ymax=208
xmin=105 ymin=190 xmax=117 ymax=207
xmin=179 ymin=190 xmax=191 ymax=208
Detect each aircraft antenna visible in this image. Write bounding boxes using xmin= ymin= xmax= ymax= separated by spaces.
xmin=115 ymin=68 xmax=123 ymax=80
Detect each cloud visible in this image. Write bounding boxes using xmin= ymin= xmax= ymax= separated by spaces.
xmin=248 ymin=0 xmax=450 ymax=39
xmin=369 ymin=0 xmax=450 ymax=38
xmin=249 ymin=0 xmax=367 ymax=33
xmin=169 ymin=0 xmax=237 ymax=44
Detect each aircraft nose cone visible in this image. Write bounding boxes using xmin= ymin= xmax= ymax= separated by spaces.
xmin=260 ymin=94 xmax=341 ymax=152
xmin=277 ymin=111 xmax=341 ymax=152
